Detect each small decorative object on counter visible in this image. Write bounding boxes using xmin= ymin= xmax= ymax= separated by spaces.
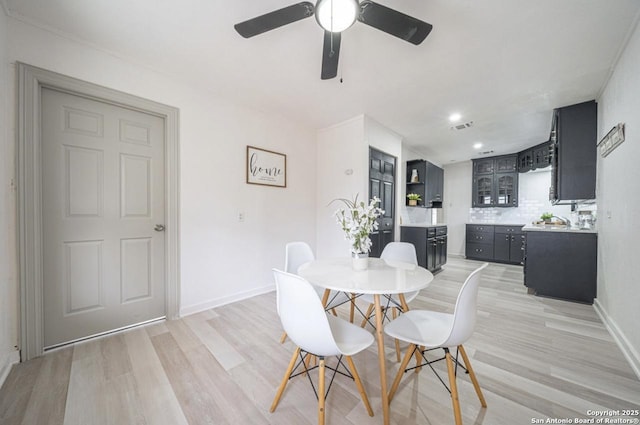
xmin=411 ymin=169 xmax=419 ymax=183
xmin=540 ymin=212 xmax=553 ymax=223
xmin=332 ymin=195 xmax=384 ymax=270
xmin=406 ymin=193 xmax=422 ymax=206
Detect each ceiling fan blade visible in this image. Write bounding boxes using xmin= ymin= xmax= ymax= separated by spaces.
xmin=357 ymin=1 xmax=433 ymax=45
xmin=321 ymin=31 xmax=341 ymax=80
xmin=234 ymin=2 xmax=315 ymax=38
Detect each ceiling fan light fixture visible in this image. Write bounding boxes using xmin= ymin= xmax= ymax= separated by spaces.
xmin=315 ymin=0 xmax=359 ymax=33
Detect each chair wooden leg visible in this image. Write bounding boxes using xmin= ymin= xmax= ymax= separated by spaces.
xmin=458 ymin=345 xmax=487 ymax=407
xmin=303 ymin=353 xmax=314 ymax=374
xmin=270 ymin=347 xmax=301 ymax=412
xmin=388 ymin=343 xmax=416 ymax=402
xmin=279 ymin=331 xmax=287 ymax=344
xmin=360 ymin=304 xmax=374 ymax=328
xmin=445 ymin=350 xmax=463 ymax=425
xmin=330 ymin=308 xmax=338 ymax=316
xmin=318 ymin=357 xmax=326 ymax=425
xmin=345 ymin=356 xmax=374 ymax=417
xmin=392 ymin=308 xmax=401 ymax=362
xmin=414 ymin=346 xmax=424 ymax=373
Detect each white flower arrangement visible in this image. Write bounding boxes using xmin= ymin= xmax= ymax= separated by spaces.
xmin=333 ymin=195 xmax=385 ymax=255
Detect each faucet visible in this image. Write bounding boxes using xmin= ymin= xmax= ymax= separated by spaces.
xmin=552 ymin=215 xmax=571 ymax=227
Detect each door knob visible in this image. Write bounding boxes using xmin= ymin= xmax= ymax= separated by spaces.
xmin=154 ymin=224 xmax=165 ymax=232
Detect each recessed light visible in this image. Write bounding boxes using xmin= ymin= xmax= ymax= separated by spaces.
xmin=449 ymin=113 xmax=461 ymax=122
xmin=473 ymin=142 xmax=483 ymax=149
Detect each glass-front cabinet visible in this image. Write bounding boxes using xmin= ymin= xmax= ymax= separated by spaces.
xmin=473 ymin=175 xmax=494 ymax=207
xmin=472 ymin=154 xmax=518 ymax=208
xmin=495 ymin=173 xmax=517 ymax=206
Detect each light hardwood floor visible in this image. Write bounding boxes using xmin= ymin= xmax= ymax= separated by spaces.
xmin=1 ymin=257 xmax=639 ymax=425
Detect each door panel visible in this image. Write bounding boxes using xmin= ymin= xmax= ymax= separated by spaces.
xmin=42 ymin=88 xmax=166 ymax=348
xmin=369 ymin=148 xmax=396 ymax=258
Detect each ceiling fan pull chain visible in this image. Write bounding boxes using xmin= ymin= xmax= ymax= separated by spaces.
xmin=330 ymin=32 xmax=335 ymax=56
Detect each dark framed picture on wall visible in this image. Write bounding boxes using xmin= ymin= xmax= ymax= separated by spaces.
xmin=246 ymin=145 xmax=287 ymax=188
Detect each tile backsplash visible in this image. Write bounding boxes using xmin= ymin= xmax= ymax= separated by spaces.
xmin=468 ymin=169 xmax=595 ymax=225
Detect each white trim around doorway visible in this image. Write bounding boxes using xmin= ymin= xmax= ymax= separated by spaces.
xmin=17 ymin=63 xmax=181 ymax=361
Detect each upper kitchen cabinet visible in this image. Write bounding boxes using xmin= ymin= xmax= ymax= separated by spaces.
xmin=472 ymin=154 xmax=518 ymax=207
xmin=518 ymin=141 xmax=551 ymax=173
xmin=550 ymin=100 xmax=597 ymax=204
xmin=406 ymin=159 xmax=443 ymax=207
xmin=532 ymin=142 xmax=552 ymax=169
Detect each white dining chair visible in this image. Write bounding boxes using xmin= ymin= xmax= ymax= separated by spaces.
xmin=280 ymin=242 xmax=354 ymax=343
xmin=384 ymin=262 xmax=489 ymax=425
xmin=270 ymin=269 xmax=375 ymax=425
xmin=358 ymin=242 xmax=420 ymax=359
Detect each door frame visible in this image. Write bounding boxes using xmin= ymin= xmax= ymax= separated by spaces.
xmin=17 ymin=63 xmax=181 ymax=361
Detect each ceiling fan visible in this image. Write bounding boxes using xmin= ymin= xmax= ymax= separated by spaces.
xmin=234 ymin=0 xmax=433 ymax=80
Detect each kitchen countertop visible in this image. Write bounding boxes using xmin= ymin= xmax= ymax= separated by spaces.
xmin=467 ymin=223 xmax=525 ymax=227
xmin=400 ymin=223 xmax=447 ymax=228
xmin=522 ymin=224 xmax=597 ymax=234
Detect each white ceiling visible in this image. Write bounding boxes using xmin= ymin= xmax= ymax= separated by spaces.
xmin=4 ymin=0 xmax=640 ymax=164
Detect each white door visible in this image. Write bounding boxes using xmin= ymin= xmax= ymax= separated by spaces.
xmin=41 ymin=87 xmax=166 ymax=348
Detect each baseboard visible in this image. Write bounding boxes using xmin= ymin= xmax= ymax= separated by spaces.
xmin=594 ymin=298 xmax=640 ymax=380
xmin=180 ymin=284 xmax=275 ymax=317
xmin=0 ymin=350 xmax=20 ymax=389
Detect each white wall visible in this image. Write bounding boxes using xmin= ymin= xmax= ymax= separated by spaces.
xmin=316 ymin=115 xmax=403 ymax=258
xmin=596 ymin=19 xmax=640 ymax=377
xmin=443 ymin=161 xmax=472 ymax=255
xmin=364 ymin=116 xmax=404 ymax=244
xmin=0 ymin=7 xmax=20 ymax=387
xmin=6 ymin=18 xmax=318 ymax=320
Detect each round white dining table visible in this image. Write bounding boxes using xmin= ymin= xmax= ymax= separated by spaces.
xmin=298 ymin=257 xmax=434 ymax=425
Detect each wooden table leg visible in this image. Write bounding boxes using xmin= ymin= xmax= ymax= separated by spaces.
xmin=350 ymin=293 xmax=355 ymax=323
xmin=374 ymin=294 xmax=390 ymax=425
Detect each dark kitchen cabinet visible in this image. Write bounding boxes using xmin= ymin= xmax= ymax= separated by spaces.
xmin=493 ymin=225 xmax=525 ymax=264
xmin=473 ymin=158 xmax=494 ymax=175
xmin=518 ymin=142 xmax=551 ymax=173
xmin=518 ymin=149 xmax=533 ymax=173
xmin=495 ymin=172 xmax=517 ymax=206
xmin=466 ymin=224 xmax=525 ymax=265
xmin=472 ymin=154 xmax=518 ymax=207
xmin=434 ymin=227 xmax=447 ymax=270
xmin=532 ymin=142 xmax=552 ymax=169
xmin=465 ymin=224 xmax=494 ymax=261
xmin=472 ymin=174 xmax=494 ymax=207
xmin=550 ymin=100 xmax=597 ymax=204
xmin=401 ymin=226 xmax=447 ymax=273
xmin=406 ymin=159 xmax=443 ymax=207
xmin=524 ymin=230 xmax=597 ymax=303
xmin=426 ymin=162 xmax=444 ymax=207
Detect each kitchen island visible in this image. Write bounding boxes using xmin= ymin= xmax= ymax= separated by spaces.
xmin=523 ymin=224 xmax=597 ymax=303
xmin=400 ymin=224 xmax=447 ymax=272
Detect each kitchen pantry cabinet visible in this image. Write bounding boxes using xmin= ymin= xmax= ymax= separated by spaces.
xmin=524 ymin=230 xmax=597 ymax=303
xmin=400 ymin=226 xmax=447 ymax=273
xmin=472 ymin=154 xmax=518 ymax=207
xmin=406 ymin=160 xmax=443 ymax=207
xmin=465 ymin=224 xmax=525 ymax=265
xmin=550 ymin=100 xmax=597 ymax=204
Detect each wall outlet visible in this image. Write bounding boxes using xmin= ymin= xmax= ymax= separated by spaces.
xmin=238 ymin=212 xmax=245 ymax=222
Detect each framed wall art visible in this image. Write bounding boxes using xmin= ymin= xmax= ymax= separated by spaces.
xmin=246 ymin=145 xmax=287 ymax=188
